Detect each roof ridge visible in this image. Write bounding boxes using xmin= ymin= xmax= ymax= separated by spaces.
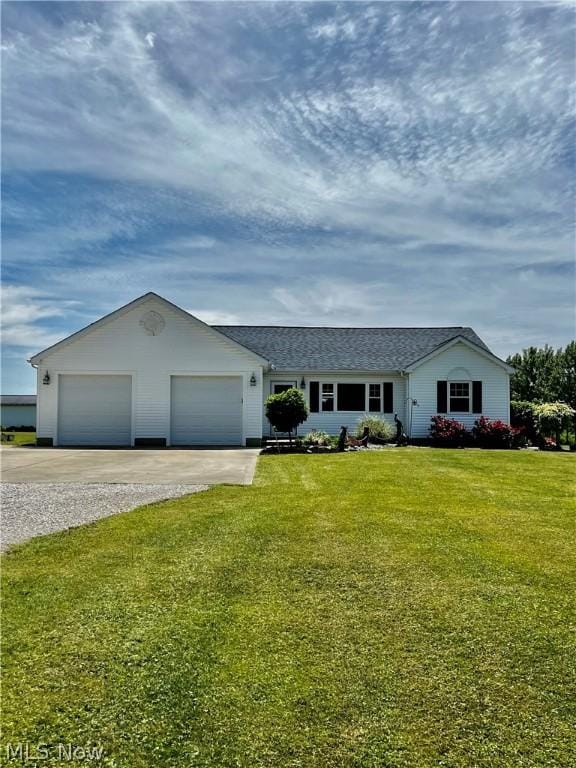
xmin=213 ymin=325 xmax=469 ymax=330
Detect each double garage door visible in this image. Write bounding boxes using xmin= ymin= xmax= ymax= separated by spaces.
xmin=57 ymin=374 xmax=242 ymax=446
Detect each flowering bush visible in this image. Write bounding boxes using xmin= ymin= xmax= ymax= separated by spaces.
xmin=355 ymin=415 xmax=394 ymax=442
xmin=303 ymin=430 xmax=332 ymax=447
xmin=533 ymin=402 xmax=575 ymax=448
xmin=473 ymin=416 xmax=514 ymax=448
xmin=430 ymin=416 xmax=469 ymax=447
xmin=541 ymin=436 xmax=558 ymax=451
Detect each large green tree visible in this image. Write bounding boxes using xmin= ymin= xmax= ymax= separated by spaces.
xmin=507 ymin=344 xmax=569 ymax=403
xmin=558 ymin=341 xmax=576 ymax=410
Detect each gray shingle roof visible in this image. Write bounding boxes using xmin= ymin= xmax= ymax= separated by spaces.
xmin=1 ymin=395 xmax=36 ymax=405
xmin=213 ymin=326 xmax=490 ymax=371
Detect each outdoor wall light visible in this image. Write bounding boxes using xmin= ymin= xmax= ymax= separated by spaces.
xmin=42 ymin=371 xmax=51 ymax=385
xmin=249 ymin=373 xmax=257 ymax=386
xmin=300 ymin=377 xmax=306 ymax=389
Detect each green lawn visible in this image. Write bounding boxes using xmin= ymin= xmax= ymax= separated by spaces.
xmin=2 ymin=450 xmax=575 ymax=767
xmin=1 ymin=431 xmax=35 ymax=445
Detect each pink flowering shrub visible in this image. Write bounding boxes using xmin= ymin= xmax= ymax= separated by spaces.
xmin=541 ymin=435 xmax=558 ymax=451
xmin=473 ymin=416 xmax=514 ymax=448
xmin=430 ymin=416 xmax=469 ymax=447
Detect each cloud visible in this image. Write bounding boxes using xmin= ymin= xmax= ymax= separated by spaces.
xmin=0 ymin=285 xmax=77 ymax=349
xmin=188 ymin=309 xmax=243 ymax=325
xmin=1 ymin=0 xmax=574 ymax=392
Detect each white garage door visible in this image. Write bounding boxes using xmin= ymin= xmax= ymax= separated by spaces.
xmin=58 ymin=375 xmax=132 ymax=446
xmin=171 ymin=376 xmax=243 ymax=446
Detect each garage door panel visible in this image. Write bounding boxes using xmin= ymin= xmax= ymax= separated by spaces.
xmin=171 ymin=376 xmax=242 ymax=446
xmin=58 ymin=375 xmax=132 ymax=446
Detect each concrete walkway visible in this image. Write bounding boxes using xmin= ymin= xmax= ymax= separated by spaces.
xmin=0 ymin=447 xmax=260 ymax=486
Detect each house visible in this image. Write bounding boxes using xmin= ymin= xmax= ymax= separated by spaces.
xmin=0 ymin=395 xmax=37 ymax=429
xmin=28 ymin=292 xmax=513 ymax=447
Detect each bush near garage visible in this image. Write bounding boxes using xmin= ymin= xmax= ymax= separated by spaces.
xmin=265 ymin=387 xmax=309 ymax=443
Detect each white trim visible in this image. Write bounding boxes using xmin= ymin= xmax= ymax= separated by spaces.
xmin=28 ymin=292 xmax=269 ymax=367
xmin=271 ymin=380 xmax=298 ymax=395
xmin=448 ymin=380 xmax=471 ymax=415
xmin=404 ymin=336 xmax=514 ymax=374
xmin=309 ymin=379 xmax=395 ymax=414
xmin=368 ymin=382 xmax=382 ymax=413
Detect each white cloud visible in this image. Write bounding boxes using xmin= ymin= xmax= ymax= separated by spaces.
xmin=0 ymin=285 xmax=77 ymax=349
xmin=188 ymin=309 xmax=243 ymax=325
xmin=1 ymin=0 xmax=574 ymax=392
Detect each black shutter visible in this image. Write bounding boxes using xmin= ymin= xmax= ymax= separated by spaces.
xmin=383 ymin=382 xmax=393 ymax=413
xmin=437 ymin=381 xmax=448 ymax=413
xmin=309 ymin=381 xmax=319 ymax=413
xmin=472 ymin=381 xmax=482 ymax=414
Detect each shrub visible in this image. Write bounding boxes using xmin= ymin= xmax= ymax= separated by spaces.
xmin=303 ymin=430 xmax=332 ymax=447
xmin=510 ymin=401 xmax=538 ymax=444
xmin=473 ymin=416 xmax=514 ymax=448
xmin=355 ymin=415 xmax=394 ymax=442
xmin=533 ymin=402 xmax=576 ymax=448
xmin=511 ymin=426 xmax=529 ymax=449
xmin=265 ymin=387 xmax=308 ymax=442
xmin=430 ymin=416 xmax=469 ymax=447
xmin=541 ymin=436 xmax=558 ymax=451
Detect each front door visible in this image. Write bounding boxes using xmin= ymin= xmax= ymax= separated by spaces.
xmin=269 ymin=381 xmax=298 ymax=435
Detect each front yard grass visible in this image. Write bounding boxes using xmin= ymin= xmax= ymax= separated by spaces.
xmin=1 ymin=431 xmax=36 ymax=445
xmin=2 ymin=450 xmax=575 ymax=767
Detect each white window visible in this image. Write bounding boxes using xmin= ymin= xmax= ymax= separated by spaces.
xmin=314 ymin=382 xmax=387 ymax=413
xmin=321 ymin=383 xmax=334 ymax=412
xmin=449 ymin=382 xmax=470 ymax=413
xmin=368 ymin=383 xmax=381 ymax=412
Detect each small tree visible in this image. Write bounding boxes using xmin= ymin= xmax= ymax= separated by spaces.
xmin=533 ymin=402 xmax=576 ymax=449
xmin=265 ymin=387 xmax=308 ymax=444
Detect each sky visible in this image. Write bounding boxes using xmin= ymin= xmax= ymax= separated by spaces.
xmin=2 ymin=0 xmax=575 ymax=393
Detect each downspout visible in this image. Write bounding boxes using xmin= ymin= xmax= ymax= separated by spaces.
xmin=399 ymin=370 xmax=410 ymax=439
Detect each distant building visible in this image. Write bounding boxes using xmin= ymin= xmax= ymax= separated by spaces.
xmin=1 ymin=395 xmax=37 ymax=429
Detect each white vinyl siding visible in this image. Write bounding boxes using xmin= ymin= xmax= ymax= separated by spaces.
xmin=35 ymin=297 xmax=264 ymax=446
xmin=263 ymin=373 xmax=406 ymax=436
xmin=58 ymin=375 xmax=132 ymax=446
xmin=408 ymin=342 xmax=510 ymax=438
xmin=170 ymin=376 xmax=242 ymax=446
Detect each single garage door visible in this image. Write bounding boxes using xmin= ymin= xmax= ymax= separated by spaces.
xmin=171 ymin=376 xmax=242 ymax=446
xmin=58 ymin=375 xmax=132 ymax=446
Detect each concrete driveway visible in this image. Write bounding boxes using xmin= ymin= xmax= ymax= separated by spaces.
xmin=0 ymin=447 xmax=260 ymax=485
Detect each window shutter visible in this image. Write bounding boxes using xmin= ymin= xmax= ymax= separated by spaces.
xmin=437 ymin=381 xmax=448 ymax=413
xmin=472 ymin=381 xmax=482 ymax=414
xmin=383 ymin=382 xmax=393 ymax=413
xmin=309 ymin=381 xmax=319 ymax=412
